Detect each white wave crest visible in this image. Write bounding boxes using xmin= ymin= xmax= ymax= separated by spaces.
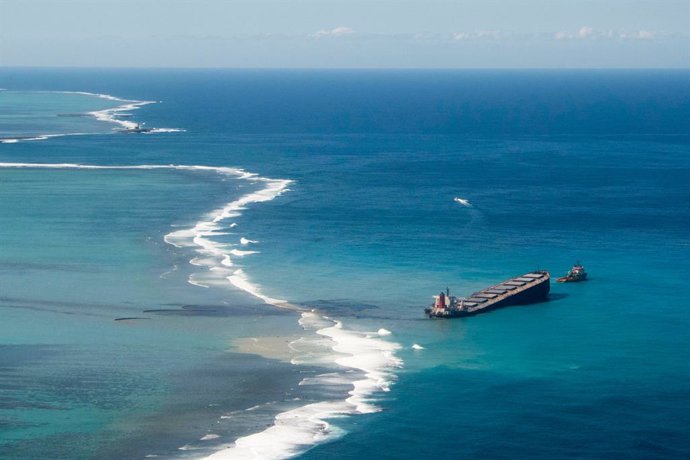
xmin=228 ymin=269 xmax=288 ymax=306
xmin=55 ymin=91 xmax=155 ymax=131
xmin=200 ymin=434 xmax=221 ymax=441
xmin=158 ymin=169 xmax=294 ymax=309
xmin=0 ymin=161 xmax=290 ymax=306
xmin=146 ymin=128 xmax=186 ymax=133
xmin=1 ymin=91 xmax=183 ymax=143
xmin=0 ymin=162 xmax=403 ymax=460
xmin=229 ymin=249 xmax=258 ymax=257
xmin=1 ymin=132 xmax=93 ymax=144
xmin=89 ymin=100 xmax=155 ymax=131
xmin=204 ymin=311 xmax=402 ymax=459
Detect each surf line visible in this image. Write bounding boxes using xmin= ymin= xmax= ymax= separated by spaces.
xmin=53 ymin=91 xmax=157 ymax=131
xmin=0 ymin=133 xmax=94 ymax=144
xmin=0 ymin=161 xmax=290 ymax=306
xmin=0 ymin=162 xmax=403 ymax=459
xmin=0 ymin=91 xmax=183 ymax=144
xmin=149 ymin=166 xmax=405 ymax=459
xmin=197 ymin=311 xmax=402 ymax=460
xmin=60 ymin=91 xmax=186 ymax=134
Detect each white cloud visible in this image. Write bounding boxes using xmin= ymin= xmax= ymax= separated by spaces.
xmin=554 ymin=25 xmax=596 ymax=40
xmin=552 ymin=26 xmax=663 ymax=41
xmin=619 ymin=30 xmax=655 ymax=40
xmin=177 ymin=27 xmax=677 ymax=44
xmin=310 ymin=26 xmax=354 ymax=39
xmin=451 ymin=30 xmax=507 ymax=41
xmin=577 ymin=26 xmax=594 ymax=38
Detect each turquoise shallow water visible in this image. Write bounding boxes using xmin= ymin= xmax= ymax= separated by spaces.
xmin=0 ymin=164 xmax=313 ymax=459
xmin=0 ymin=90 xmax=125 ymax=139
xmin=1 ymin=69 xmax=689 ymax=459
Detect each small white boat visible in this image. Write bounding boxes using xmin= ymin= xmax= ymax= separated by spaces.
xmin=454 ymin=197 xmax=471 ymax=207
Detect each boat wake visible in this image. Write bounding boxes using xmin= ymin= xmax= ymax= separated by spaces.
xmin=0 ymin=162 xmax=403 ymax=459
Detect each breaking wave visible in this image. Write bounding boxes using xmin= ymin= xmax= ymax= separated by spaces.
xmin=201 ymin=312 xmax=402 ymax=460
xmin=66 ymin=91 xmax=185 ymax=133
xmin=0 ymin=133 xmax=92 ymax=144
xmin=0 ymin=161 xmax=402 ymax=460
xmin=0 ymin=91 xmax=183 ymax=144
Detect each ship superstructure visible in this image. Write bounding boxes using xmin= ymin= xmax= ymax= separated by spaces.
xmin=557 ymin=263 xmax=587 ymax=283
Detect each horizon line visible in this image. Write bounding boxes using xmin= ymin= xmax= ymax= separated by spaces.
xmin=2 ymin=65 xmax=689 ymax=71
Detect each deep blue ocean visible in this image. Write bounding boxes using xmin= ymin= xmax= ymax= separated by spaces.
xmin=1 ymin=69 xmax=689 ymax=459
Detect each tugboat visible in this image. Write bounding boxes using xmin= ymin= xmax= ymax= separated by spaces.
xmin=119 ymin=123 xmax=152 ymax=134
xmin=557 ymin=262 xmax=587 ymax=283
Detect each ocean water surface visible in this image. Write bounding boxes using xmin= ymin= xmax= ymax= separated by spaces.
xmin=1 ymin=69 xmax=689 ymax=459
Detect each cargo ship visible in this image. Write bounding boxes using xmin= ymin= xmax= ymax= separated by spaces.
xmin=425 ymin=271 xmax=550 ymax=318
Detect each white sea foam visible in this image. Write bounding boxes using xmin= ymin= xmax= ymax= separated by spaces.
xmin=0 ymin=161 xmax=289 ymax=306
xmin=159 ymin=264 xmax=178 ymax=279
xmin=1 ymin=91 xmax=183 ymax=144
xmin=157 ymin=167 xmax=293 ymax=307
xmin=188 ymin=274 xmax=211 ymax=289
xmin=147 ymin=163 xmax=403 ymax=459
xmin=57 ymin=90 xmax=124 ymax=102
xmin=229 ymin=249 xmax=258 ymax=257
xmin=298 ymin=372 xmax=352 ymax=386
xmin=89 ymin=100 xmax=154 ymax=131
xmin=0 ymin=133 xmax=92 ymax=144
xmin=203 ymin=312 xmax=402 ymax=459
xmin=148 ymin=128 xmax=186 ymax=133
xmin=55 ymin=91 xmax=154 ymax=131
xmin=227 ymin=269 xmax=288 ymax=306
xmin=0 ymin=162 xmax=403 ymax=460
xmin=179 ymin=445 xmax=203 ymax=451
xmin=412 ymin=343 xmax=425 ymax=350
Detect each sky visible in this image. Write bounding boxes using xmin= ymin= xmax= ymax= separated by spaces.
xmin=0 ymin=0 xmax=688 ymax=68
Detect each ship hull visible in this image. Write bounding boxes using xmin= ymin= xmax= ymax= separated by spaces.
xmin=427 ymin=271 xmax=550 ymax=318
xmin=557 ymin=275 xmax=587 ymax=283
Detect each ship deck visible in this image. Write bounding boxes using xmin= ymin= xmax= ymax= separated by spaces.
xmin=460 ymin=272 xmax=549 ymax=314
xmin=427 ymin=271 xmax=550 ymax=318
